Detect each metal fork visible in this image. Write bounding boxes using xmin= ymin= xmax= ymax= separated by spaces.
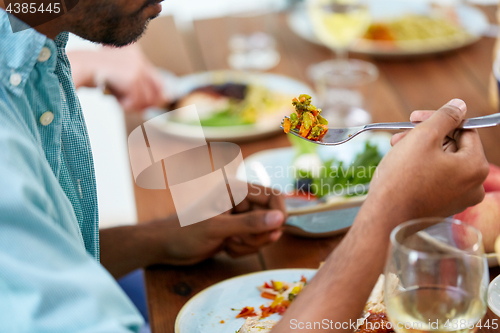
xmin=280 ymin=113 xmax=500 ymax=145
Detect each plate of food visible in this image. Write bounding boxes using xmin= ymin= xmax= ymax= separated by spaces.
xmin=175 ymin=269 xmax=394 ymax=333
xmin=237 ymin=102 xmax=391 ymax=236
xmin=145 ymin=70 xmax=314 ymax=141
xmin=174 ymin=269 xmax=315 ymax=333
xmin=287 ymin=1 xmax=489 ymax=57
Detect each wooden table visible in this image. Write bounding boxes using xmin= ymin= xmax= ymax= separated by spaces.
xmin=131 ymin=5 xmax=500 ymax=332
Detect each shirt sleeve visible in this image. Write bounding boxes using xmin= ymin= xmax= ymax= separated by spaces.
xmin=0 ymin=106 xmax=144 ymax=332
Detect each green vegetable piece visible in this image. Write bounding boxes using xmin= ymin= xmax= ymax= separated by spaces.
xmin=298 ymin=94 xmax=311 ymax=101
xmin=308 ymin=124 xmax=324 ymax=139
xmin=302 ymin=113 xmax=312 ymax=128
xmin=317 ymin=115 xmax=328 ymax=125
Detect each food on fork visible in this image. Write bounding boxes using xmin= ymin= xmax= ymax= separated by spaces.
xmin=282 ymin=94 xmax=328 ymax=141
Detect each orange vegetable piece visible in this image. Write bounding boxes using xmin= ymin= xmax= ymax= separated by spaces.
xmin=283 ymin=118 xmax=291 ymax=133
xmin=260 ymin=305 xmax=273 ymax=318
xmin=317 ymin=124 xmax=328 ymax=139
xmin=261 ymin=292 xmax=277 ymax=300
xmin=299 ymin=113 xmax=315 ymax=138
xmin=236 ymin=306 xmax=257 ymax=318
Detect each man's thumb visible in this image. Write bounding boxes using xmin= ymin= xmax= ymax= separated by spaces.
xmin=420 ymin=99 xmax=467 ymax=138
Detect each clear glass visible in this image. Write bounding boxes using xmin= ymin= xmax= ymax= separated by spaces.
xmin=307 ymin=0 xmax=371 ymax=60
xmin=384 ymin=218 xmax=489 ymax=333
xmin=309 ymin=58 xmax=378 ymax=127
xmin=226 ymin=2 xmax=281 ymax=71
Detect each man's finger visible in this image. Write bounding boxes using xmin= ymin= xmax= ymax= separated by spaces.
xmin=245 ymin=183 xmax=275 ymax=205
xmin=233 ymin=199 xmax=251 ymax=213
xmin=269 ymin=193 xmax=287 ymax=219
xmin=225 ymin=241 xmax=259 ymax=258
xmin=391 ymin=131 xmax=409 ymax=146
xmin=410 ymin=110 xmax=435 ymax=122
xmin=392 ymin=110 xmax=437 ymax=146
xmin=418 ymin=99 xmax=466 ymax=140
xmin=244 ymin=183 xmax=287 ymax=218
xmin=454 ymin=129 xmax=482 ymax=154
xmin=209 ymin=209 xmax=284 ymax=238
xmin=239 ymin=230 xmax=283 ymax=247
xmin=225 ymin=230 xmax=282 ymax=257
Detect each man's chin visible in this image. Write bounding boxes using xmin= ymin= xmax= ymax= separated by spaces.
xmin=97 ymin=20 xmax=152 ymax=47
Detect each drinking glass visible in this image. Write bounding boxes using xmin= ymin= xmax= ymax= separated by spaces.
xmin=309 ymin=58 xmax=378 ymax=126
xmin=384 ymin=218 xmax=489 ymax=333
xmin=308 ymin=0 xmax=371 ymax=61
xmin=226 ymin=2 xmax=281 ymax=71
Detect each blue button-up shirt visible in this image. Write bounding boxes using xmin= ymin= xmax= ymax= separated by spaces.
xmin=0 ymin=11 xmax=143 ymax=332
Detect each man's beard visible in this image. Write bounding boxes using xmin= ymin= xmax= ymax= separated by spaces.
xmin=69 ymin=1 xmax=158 ymax=47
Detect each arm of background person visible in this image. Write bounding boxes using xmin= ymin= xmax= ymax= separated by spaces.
xmin=67 ymin=43 xmax=167 ymax=112
xmin=0 ymin=103 xmax=144 ymax=332
xmin=271 ymin=99 xmax=489 ymax=332
xmin=99 ymin=184 xmax=287 ymax=278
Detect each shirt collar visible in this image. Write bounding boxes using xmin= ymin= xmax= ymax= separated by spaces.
xmin=0 ymin=10 xmax=68 ymax=93
xmin=54 ymin=31 xmax=69 ymax=48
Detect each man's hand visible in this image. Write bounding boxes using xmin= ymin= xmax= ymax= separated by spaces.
xmin=68 ymin=44 xmax=167 ymax=112
xmin=151 ymin=184 xmax=286 ymax=266
xmin=366 ymin=99 xmax=488 ymax=228
xmin=100 ymin=184 xmax=286 ymax=278
xmin=273 ymin=99 xmax=489 ymax=333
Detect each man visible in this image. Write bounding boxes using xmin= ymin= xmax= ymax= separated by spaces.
xmin=0 ymin=2 xmax=286 ymax=331
xmin=68 ymin=43 xmax=167 ymax=112
xmin=0 ymin=1 xmax=488 ymax=332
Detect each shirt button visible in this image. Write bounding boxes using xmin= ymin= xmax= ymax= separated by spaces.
xmin=9 ymin=73 xmax=22 ymax=86
xmin=40 ymin=111 xmax=54 ymax=126
xmin=37 ymin=47 xmax=51 ymax=62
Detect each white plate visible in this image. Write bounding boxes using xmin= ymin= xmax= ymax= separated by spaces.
xmin=488 ymin=273 xmax=500 ymax=316
xmin=287 ymin=2 xmax=489 ymax=57
xmin=145 ymin=70 xmax=314 ymax=142
xmin=175 ymin=268 xmax=316 ymax=333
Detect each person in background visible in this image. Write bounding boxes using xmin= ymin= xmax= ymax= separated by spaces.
xmin=0 ymin=0 xmax=488 ymax=331
xmin=68 ymin=44 xmax=167 ymax=112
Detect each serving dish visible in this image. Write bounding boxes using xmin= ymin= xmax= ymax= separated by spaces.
xmin=287 ymin=1 xmax=488 ymax=57
xmin=145 ymin=70 xmax=314 ymax=142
